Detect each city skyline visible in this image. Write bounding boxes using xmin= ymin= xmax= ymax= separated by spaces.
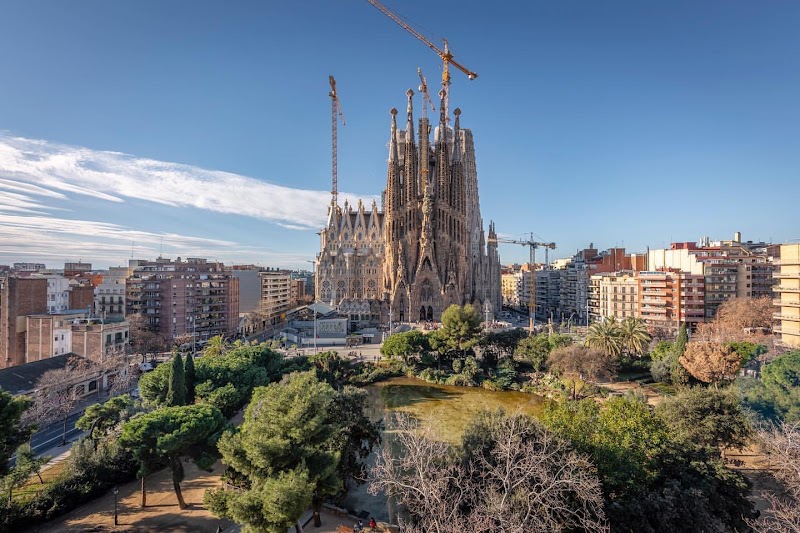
xmin=2 ymin=1 xmax=799 ymax=268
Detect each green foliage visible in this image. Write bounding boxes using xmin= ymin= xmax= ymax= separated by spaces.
xmin=210 ymin=371 xmax=378 ymax=530
xmin=0 ymin=391 xmax=32 ymax=476
xmin=515 ymin=333 xmax=573 ymax=371
xmin=619 ymin=317 xmax=652 ymax=357
xmin=657 ymin=387 xmax=751 ymax=453
xmin=482 ymin=328 xmax=527 ymax=357
xmin=76 ymin=394 xmax=138 ymax=438
xmin=167 ymin=353 xmax=186 ymax=407
xmin=0 ymin=437 xmax=137 ymax=531
xmin=2 ymin=444 xmax=46 ymax=504
xmin=585 ymin=317 xmax=623 ymax=358
xmin=203 ymin=335 xmax=228 ymax=357
xmin=119 ymin=403 xmax=226 ymax=506
xmin=726 ymin=341 xmax=767 ymax=365
xmin=543 ymin=396 xmax=755 ymax=532
xmin=138 ymin=361 xmax=172 ymax=406
xmin=439 ymin=304 xmax=482 ymax=354
xmin=650 ymin=341 xmax=674 ymax=361
xmin=184 ymin=354 xmax=196 ymax=404
xmin=674 ymin=324 xmax=689 ymax=356
xmin=380 ymin=330 xmax=429 ymax=363
xmin=741 ymin=350 xmax=800 ymax=423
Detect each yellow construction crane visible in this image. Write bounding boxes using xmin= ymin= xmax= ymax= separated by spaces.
xmin=329 ymin=75 xmax=345 ymax=207
xmin=366 ymin=0 xmax=477 ymax=116
xmin=489 ymin=234 xmax=556 ymax=334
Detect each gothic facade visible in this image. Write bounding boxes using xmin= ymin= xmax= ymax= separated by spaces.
xmin=316 ymin=88 xmax=501 ymax=324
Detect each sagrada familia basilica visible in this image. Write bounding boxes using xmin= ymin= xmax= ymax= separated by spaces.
xmin=315 ymin=85 xmax=501 ymax=327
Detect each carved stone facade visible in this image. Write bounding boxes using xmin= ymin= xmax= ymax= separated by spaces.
xmin=316 ymin=88 xmax=501 ymax=324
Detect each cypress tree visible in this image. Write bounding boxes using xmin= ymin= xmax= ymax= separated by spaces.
xmin=184 ymin=353 xmax=196 ymax=405
xmin=674 ymin=323 xmax=689 ymax=356
xmin=167 ymin=353 xmax=186 ymax=406
xmin=670 ymin=323 xmax=691 ymax=385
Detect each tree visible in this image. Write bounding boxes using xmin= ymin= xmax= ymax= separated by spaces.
xmin=657 ymin=387 xmax=751 ymax=456
xmin=208 ymin=371 xmax=375 ymax=531
xmin=128 ymin=313 xmax=167 ymax=361
xmin=548 ymin=345 xmax=617 ymax=399
xmin=669 ymin=323 xmax=691 ymax=385
xmin=76 ymin=394 xmax=138 ymax=441
xmin=369 ymin=412 xmax=608 ymax=532
xmin=750 ymin=422 xmax=800 ymax=532
xmin=744 ymin=350 xmax=800 ymax=423
xmin=167 ymin=353 xmax=186 ymax=406
xmin=1 ymin=444 xmax=46 ymax=503
xmin=0 ymin=391 xmax=32 ymax=476
xmin=439 ymin=304 xmax=482 ymax=355
xmin=543 ymin=396 xmax=755 ymax=531
xmin=584 ymin=317 xmax=622 ymax=358
xmin=679 ymin=342 xmax=741 ymax=385
xmin=184 ymin=353 xmax=196 ymax=404
xmin=482 ymin=328 xmax=526 ymax=358
xmin=119 ymin=403 xmax=225 ymax=508
xmin=204 ymin=335 xmax=228 ymax=357
xmin=379 ymin=330 xmax=429 ymax=363
xmin=515 ymin=333 xmax=573 ymax=371
xmin=619 ymin=317 xmax=652 ymax=357
xmin=28 ymin=356 xmax=97 ymax=446
xmin=327 ymin=386 xmax=382 ymax=492
xmin=695 ymin=296 xmax=774 ymax=343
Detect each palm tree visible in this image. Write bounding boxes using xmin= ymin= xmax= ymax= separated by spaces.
xmin=584 ymin=317 xmax=622 ymax=358
xmin=204 ymin=335 xmax=228 ymax=357
xmin=619 ymin=317 xmax=652 ymax=357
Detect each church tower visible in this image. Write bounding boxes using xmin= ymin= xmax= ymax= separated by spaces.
xmin=382 ymin=87 xmax=501 ymax=321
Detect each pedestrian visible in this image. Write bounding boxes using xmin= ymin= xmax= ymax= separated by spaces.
xmin=369 ymin=517 xmax=377 ymax=529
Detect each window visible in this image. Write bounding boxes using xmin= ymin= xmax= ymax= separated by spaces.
xmin=106 ymin=334 xmax=112 ymax=345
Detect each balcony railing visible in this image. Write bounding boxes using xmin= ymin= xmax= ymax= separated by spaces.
xmin=775 ymin=286 xmax=800 ymax=293
xmin=774 ymin=313 xmax=800 ymax=322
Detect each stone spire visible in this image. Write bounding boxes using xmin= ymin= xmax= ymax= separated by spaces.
xmin=389 ymin=107 xmax=399 ymax=163
xmin=405 ymin=89 xmax=415 ymax=144
xmin=452 ymin=108 xmax=462 ymax=163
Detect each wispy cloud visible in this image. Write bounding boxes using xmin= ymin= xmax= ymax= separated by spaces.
xmin=0 ymin=134 xmax=374 ymax=230
xmin=0 ymin=134 xmax=377 ymax=267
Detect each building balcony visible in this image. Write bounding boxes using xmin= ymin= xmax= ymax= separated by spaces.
xmin=775 ymin=286 xmax=800 ymax=293
xmin=773 ymin=272 xmax=800 ymax=279
xmin=775 ymin=299 xmax=800 ymax=308
xmin=775 ymin=259 xmax=800 ymax=266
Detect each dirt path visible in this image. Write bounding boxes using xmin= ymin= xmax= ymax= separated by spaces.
xmin=33 ymin=460 xmax=233 ymax=533
xmin=596 ymin=380 xmax=665 ymax=406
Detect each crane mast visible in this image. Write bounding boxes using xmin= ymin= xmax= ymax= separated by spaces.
xmin=329 ymin=75 xmax=345 ymax=207
xmin=417 ymin=67 xmax=435 ymax=121
xmin=489 ymin=233 xmax=557 ymax=335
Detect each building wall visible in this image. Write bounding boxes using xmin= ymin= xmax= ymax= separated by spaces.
xmin=26 ymin=313 xmax=84 ymax=362
xmin=637 ymin=270 xmax=705 ymax=334
xmin=231 ymin=269 xmax=261 ymax=315
xmin=126 ymin=258 xmax=239 ymax=341
xmin=0 ymin=277 xmax=48 ymax=368
xmin=45 ymin=276 xmax=70 ymax=314
xmin=69 ymin=284 xmax=95 ymax=312
xmin=95 ymin=281 xmax=126 ymax=317
xmin=260 ymin=270 xmax=291 ymax=324
xmin=589 ymin=272 xmax=638 ymax=322
xmin=775 ymin=244 xmax=800 ymax=348
xmin=71 ymin=319 xmax=129 ymax=361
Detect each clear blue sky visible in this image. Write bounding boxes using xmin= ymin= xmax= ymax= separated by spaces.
xmin=1 ymin=0 xmax=798 ymax=268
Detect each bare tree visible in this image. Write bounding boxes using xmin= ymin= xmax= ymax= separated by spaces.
xmin=679 ymin=342 xmax=740 ymax=385
xmin=128 ymin=313 xmax=167 ymax=362
xmin=369 ymin=413 xmax=608 ymax=532
xmin=750 ymin=422 xmax=800 ymax=532
xmin=27 ymin=356 xmax=98 ymax=446
xmin=695 ymin=296 xmax=774 ymax=343
xmin=548 ymin=345 xmax=617 ymax=399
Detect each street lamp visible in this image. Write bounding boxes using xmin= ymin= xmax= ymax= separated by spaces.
xmin=307 ymin=260 xmax=317 ymax=354
xmin=113 ymin=486 xmax=119 ymax=525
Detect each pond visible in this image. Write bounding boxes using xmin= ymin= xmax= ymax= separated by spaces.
xmin=341 ymin=376 xmax=546 ymax=521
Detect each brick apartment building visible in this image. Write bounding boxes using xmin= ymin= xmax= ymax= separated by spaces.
xmin=126 ymin=257 xmax=240 ymax=342
xmin=0 ymin=276 xmax=48 ymax=368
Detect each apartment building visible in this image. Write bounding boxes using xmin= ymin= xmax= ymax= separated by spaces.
xmin=126 ymin=257 xmax=240 ymax=342
xmin=774 ymin=244 xmax=800 ymax=348
xmin=637 ymin=270 xmax=705 ymax=334
xmin=589 ymin=272 xmax=639 ymax=323
xmin=95 ymin=281 xmax=126 ymax=318
xmin=260 ymin=269 xmax=292 ymax=324
xmin=26 ymin=312 xmax=129 ymax=362
xmin=0 ymin=276 xmax=48 ymax=368
xmin=649 ymin=233 xmax=777 ymax=320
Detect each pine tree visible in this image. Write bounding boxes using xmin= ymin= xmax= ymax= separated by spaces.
xmin=167 ymin=354 xmax=186 ymax=406
xmin=184 ymin=354 xmax=196 ymax=405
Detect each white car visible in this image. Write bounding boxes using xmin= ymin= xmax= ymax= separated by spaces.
xmin=139 ymin=362 xmax=155 ymax=372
